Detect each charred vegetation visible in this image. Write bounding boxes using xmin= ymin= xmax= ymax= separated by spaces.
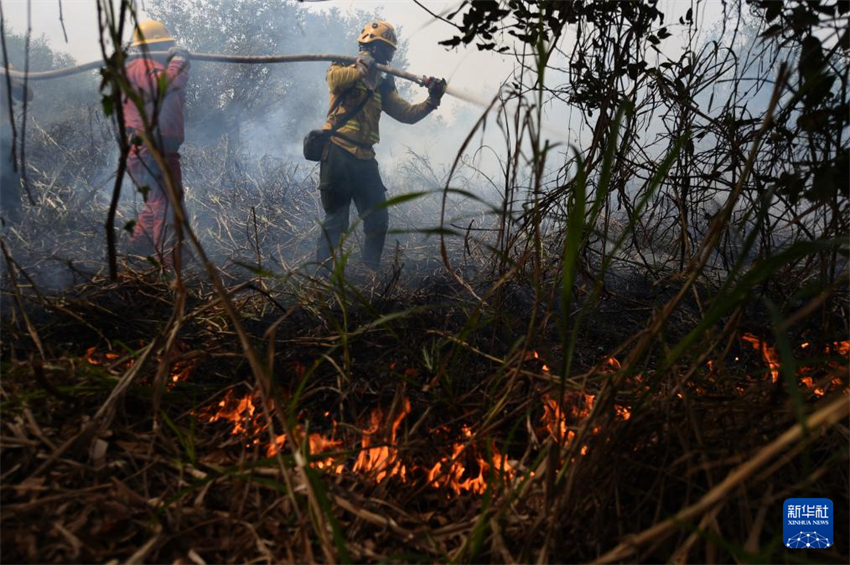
xmin=1 ymin=0 xmax=848 ymax=563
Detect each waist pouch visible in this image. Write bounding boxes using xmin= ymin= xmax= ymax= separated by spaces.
xmin=303 ymin=130 xmax=330 ymax=162
xmin=303 ymin=131 xmax=374 ymax=162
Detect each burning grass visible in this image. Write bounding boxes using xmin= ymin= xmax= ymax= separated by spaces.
xmin=2 ymin=125 xmax=847 ymax=561
xmin=1 ymin=263 xmax=847 ymax=563
xmin=1 ymin=9 xmax=848 ymax=558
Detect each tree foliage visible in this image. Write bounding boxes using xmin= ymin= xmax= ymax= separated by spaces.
xmin=747 ymin=0 xmax=849 ymax=203
xmin=438 ymin=0 xmax=848 ymax=252
xmin=439 ymin=0 xmax=667 ymax=112
xmin=145 ymin=0 xmax=408 ymax=147
xmin=1 ymin=32 xmax=97 ymax=122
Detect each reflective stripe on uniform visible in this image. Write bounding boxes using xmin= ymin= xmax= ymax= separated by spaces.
xmin=333 ymin=84 xmax=385 ymax=147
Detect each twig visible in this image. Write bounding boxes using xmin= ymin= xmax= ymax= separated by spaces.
xmin=593 ymin=396 xmax=850 ymax=563
xmin=0 ymin=239 xmax=44 ymax=357
xmin=57 ymin=0 xmax=69 ymax=43
xmin=411 ymin=0 xmax=463 ymax=30
xmin=19 ymin=0 xmax=33 ymax=205
xmin=96 ymin=0 xmax=131 ymax=281
xmin=0 ymin=2 xmax=19 ymax=174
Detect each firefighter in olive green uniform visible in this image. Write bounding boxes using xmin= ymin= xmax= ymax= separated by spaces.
xmin=316 ymin=20 xmax=446 ymax=272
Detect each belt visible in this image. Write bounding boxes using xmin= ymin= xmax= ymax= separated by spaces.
xmin=330 ymin=131 xmax=373 ymax=150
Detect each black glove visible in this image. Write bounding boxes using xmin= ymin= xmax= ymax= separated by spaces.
xmin=424 ymin=76 xmax=447 ymax=107
xmin=168 ymin=46 xmax=190 ymax=62
xmin=356 ymin=51 xmax=376 ymax=74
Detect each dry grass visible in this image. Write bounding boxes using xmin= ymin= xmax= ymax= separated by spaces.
xmin=2 ymin=2 xmax=849 ymax=560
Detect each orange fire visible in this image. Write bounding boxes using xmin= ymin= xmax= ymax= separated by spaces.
xmin=527 ymin=350 xmax=551 ymax=373
xmin=198 ymin=390 xmax=523 ymax=495
xmin=740 ymin=335 xmax=848 ymax=395
xmin=538 ymin=356 xmax=633 ymax=456
xmin=192 ymin=338 xmax=848 ymax=496
xmin=200 ymin=389 xmax=347 ymax=473
xmin=84 ymin=344 xmax=195 ymax=386
xmin=84 ymin=346 xmax=125 ymax=367
xmin=529 ymin=354 xmax=630 ymax=446
xmin=170 ymin=358 xmax=198 ymax=384
xmin=799 ymin=377 xmax=825 ymax=397
xmin=796 ymin=339 xmax=849 ymax=397
xmin=426 ymin=425 xmax=515 ymax=495
xmin=540 ymin=392 xmax=595 ymax=444
xmin=204 ymin=388 xmax=261 ymax=436
xmin=541 ymin=394 xmax=571 ymax=443
xmin=267 ymin=427 xmax=344 ymax=473
xmin=352 ymin=398 xmax=411 ymax=483
xmin=741 ymin=333 xmax=780 ymax=382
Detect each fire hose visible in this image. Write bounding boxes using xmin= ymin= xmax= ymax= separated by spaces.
xmin=0 ymin=51 xmax=501 ymax=116
xmin=0 ymin=52 xmax=433 ymax=87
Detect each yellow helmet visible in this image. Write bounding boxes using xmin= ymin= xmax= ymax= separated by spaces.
xmin=358 ymin=21 xmax=397 ymax=50
xmin=131 ymin=19 xmax=175 ymax=47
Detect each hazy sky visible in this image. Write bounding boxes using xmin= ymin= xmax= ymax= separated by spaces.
xmin=2 ymin=0 xmax=729 ymax=159
xmin=1 ymin=0 xmax=521 ymax=118
xmin=2 ymin=1 xmax=725 ymax=120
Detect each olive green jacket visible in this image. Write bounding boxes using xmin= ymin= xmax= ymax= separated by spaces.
xmin=323 ymin=62 xmax=434 ymax=160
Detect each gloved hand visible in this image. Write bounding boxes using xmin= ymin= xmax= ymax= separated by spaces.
xmin=424 ymin=76 xmax=447 ymax=108
xmin=357 ymin=50 xmax=380 ymax=90
xmin=356 ymin=50 xmax=376 ymax=75
xmin=168 ymin=46 xmax=190 ymax=62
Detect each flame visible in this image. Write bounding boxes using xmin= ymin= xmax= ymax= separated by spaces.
xmin=795 ymin=340 xmax=848 ymax=397
xmin=352 ymin=398 xmax=411 ymax=483
xmin=539 ymin=372 xmax=631 ymax=455
xmin=541 ymin=394 xmax=570 ymax=443
xmin=203 ymin=390 xmax=346 ymax=472
xmin=267 ymin=428 xmax=345 ymax=473
xmin=739 ymin=335 xmax=848 ymax=396
xmin=741 ymin=333 xmax=780 ymax=383
xmin=170 ymin=358 xmax=198 ymax=384
xmin=84 ymin=347 xmax=125 ymax=367
xmin=85 ymin=346 xmax=99 ymax=365
xmin=527 ymin=350 xmax=551 ymax=373
xmin=198 ymin=390 xmax=521 ymax=495
xmin=426 ymin=425 xmax=515 ymax=495
xmin=539 ymin=392 xmax=599 ymax=444
xmin=85 ymin=344 xmax=194 ymax=385
xmin=204 ymin=389 xmax=260 ymax=435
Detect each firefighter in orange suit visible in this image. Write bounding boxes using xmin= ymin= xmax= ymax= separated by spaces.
xmin=123 ymin=19 xmax=190 ymax=266
xmin=316 ymin=20 xmax=446 ymax=272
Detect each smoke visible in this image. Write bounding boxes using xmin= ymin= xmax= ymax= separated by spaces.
xmin=136 ymin=0 xmax=519 ymax=278
xmin=5 ymin=0 xmax=808 ymax=292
